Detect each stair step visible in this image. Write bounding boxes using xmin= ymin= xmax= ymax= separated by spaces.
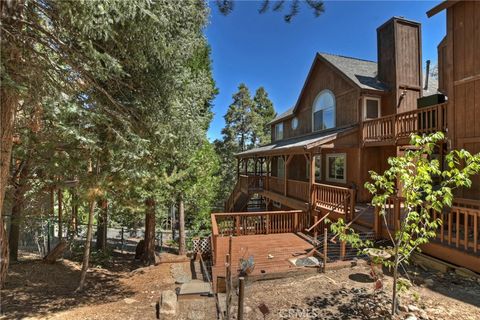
xmin=178 ymin=279 xmax=213 ymax=298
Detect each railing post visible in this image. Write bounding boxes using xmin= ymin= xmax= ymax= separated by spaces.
xmin=266 ymin=213 xmax=270 ymax=235
xmin=294 ymin=212 xmax=298 ymax=232
xmin=313 ymin=214 xmax=318 ymax=241
xmin=235 ymin=215 xmax=241 ymax=236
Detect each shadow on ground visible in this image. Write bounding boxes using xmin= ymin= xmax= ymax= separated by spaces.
xmin=1 ymin=253 xmax=136 ymax=319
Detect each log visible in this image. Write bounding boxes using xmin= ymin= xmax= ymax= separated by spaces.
xmin=43 ymin=240 xmax=67 ymax=264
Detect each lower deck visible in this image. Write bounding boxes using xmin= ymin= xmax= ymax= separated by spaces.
xmin=212 ymin=233 xmax=316 ymax=292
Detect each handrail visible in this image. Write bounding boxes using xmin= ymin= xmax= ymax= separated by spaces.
xmin=307 ymin=194 xmax=350 ymax=232
xmin=313 ymin=182 xmax=351 ymax=191
xmin=362 ymin=103 xmax=447 ymax=144
xmin=213 ymin=210 xmax=303 ymax=217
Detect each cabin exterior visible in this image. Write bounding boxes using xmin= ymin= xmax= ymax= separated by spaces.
xmin=212 ymin=2 xmax=479 ymax=291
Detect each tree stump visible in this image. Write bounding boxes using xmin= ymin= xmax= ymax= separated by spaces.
xmin=43 ymin=240 xmax=67 ymax=264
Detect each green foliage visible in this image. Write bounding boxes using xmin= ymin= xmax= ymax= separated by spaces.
xmin=330 ymin=132 xmax=480 ymax=314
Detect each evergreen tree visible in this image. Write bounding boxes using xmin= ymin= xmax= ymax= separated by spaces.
xmin=252 ymin=87 xmax=276 ymax=146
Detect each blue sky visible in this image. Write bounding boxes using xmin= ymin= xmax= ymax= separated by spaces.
xmin=205 ymin=1 xmax=446 ymax=141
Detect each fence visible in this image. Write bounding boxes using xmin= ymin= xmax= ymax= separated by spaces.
xmin=2 ymin=214 xmax=174 ymax=258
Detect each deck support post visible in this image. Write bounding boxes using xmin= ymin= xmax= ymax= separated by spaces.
xmin=237 ymin=277 xmax=245 ymax=320
xmin=313 ymin=214 xmax=318 ymax=241
xmin=323 ymin=228 xmax=328 ymax=272
xmin=373 ymin=206 xmax=381 ymax=239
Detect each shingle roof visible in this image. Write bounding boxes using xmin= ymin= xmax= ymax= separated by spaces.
xmin=319 ymin=53 xmax=388 ymax=91
xmin=268 ymin=52 xmax=439 ymax=124
xmin=236 ymin=126 xmax=356 ymax=157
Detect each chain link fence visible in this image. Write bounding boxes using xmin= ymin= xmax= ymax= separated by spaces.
xmin=3 ymin=214 xmax=175 ymax=258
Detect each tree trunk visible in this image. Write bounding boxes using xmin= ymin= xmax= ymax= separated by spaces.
xmin=58 ymin=189 xmax=63 ymax=240
xmin=178 ymin=197 xmax=186 ymax=256
xmin=43 ymin=240 xmax=67 ymax=264
xmin=77 ymin=199 xmax=96 ymax=291
xmin=96 ymin=198 xmax=108 ymax=251
xmin=8 ymin=160 xmax=29 ymax=261
xmin=0 ymin=0 xmax=26 ymax=289
xmin=142 ymin=198 xmax=156 ymax=264
xmin=69 ymin=189 xmax=78 ymax=240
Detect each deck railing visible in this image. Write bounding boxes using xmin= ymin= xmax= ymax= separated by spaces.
xmin=312 ymin=183 xmax=356 ymax=220
xmin=287 ymin=179 xmax=310 ymax=202
xmin=225 ymin=179 xmax=242 ymax=212
xmin=362 ymin=103 xmax=447 ymax=145
xmin=268 ymin=176 xmax=285 ymax=195
xmin=376 ymin=196 xmax=480 ymax=254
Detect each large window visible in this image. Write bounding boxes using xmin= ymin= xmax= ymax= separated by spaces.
xmin=326 ymin=153 xmax=346 ymax=183
xmin=275 ymin=122 xmax=284 ymax=141
xmin=364 ymin=97 xmax=381 ymax=120
xmin=277 ymin=156 xmax=285 ymax=178
xmin=313 ymin=90 xmax=335 ymax=131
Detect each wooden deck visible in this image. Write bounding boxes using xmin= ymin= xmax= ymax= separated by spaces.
xmin=212 ymin=233 xmax=315 ymax=292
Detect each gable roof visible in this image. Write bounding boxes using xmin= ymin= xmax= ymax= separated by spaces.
xmin=318 ymin=53 xmax=388 ymax=91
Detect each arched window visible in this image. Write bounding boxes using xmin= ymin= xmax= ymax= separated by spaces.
xmin=313 ymin=90 xmax=335 ymax=131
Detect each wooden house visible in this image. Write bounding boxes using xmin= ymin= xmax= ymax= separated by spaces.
xmin=211 ymin=2 xmax=479 ymax=291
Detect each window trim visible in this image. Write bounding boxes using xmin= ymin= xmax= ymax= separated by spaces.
xmin=363 ymin=96 xmax=381 ymax=120
xmin=312 ymin=89 xmax=336 ymax=132
xmin=275 ymin=122 xmax=284 ymax=141
xmin=326 ymin=153 xmax=347 ymax=184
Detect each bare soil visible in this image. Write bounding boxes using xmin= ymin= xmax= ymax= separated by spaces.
xmin=0 ymin=252 xmax=214 ymax=320
xmin=229 ymin=264 xmax=480 ymax=320
xmin=2 ymin=252 xmax=479 ymax=320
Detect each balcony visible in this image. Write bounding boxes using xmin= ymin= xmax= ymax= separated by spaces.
xmin=362 ymin=103 xmax=447 ymax=146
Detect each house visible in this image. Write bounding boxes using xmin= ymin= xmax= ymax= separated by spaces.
xmin=212 ymin=2 xmax=479 ymax=292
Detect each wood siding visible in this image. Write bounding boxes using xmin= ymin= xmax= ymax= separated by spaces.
xmin=271 ymin=57 xmax=360 ymax=141
xmin=443 ymin=1 xmax=480 ymax=200
xmin=377 ymin=18 xmax=422 ymax=116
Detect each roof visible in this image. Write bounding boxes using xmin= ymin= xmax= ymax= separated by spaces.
xmin=427 ymin=1 xmax=459 ymax=17
xmin=236 ymin=126 xmax=356 ymax=157
xmin=318 ymin=53 xmax=388 ymax=91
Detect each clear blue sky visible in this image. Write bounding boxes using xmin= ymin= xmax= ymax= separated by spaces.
xmin=205 ymin=1 xmax=446 ymax=141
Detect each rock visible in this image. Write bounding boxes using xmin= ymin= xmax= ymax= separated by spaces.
xmin=160 ymin=290 xmax=177 ymax=316
xmin=408 ymin=305 xmax=420 ymax=312
xmin=418 ymin=310 xmax=429 ymax=319
xmin=399 ymin=305 xmax=409 ymax=312
xmin=424 ymin=278 xmax=434 ymax=287
xmin=405 ymin=315 xmax=417 ymax=320
xmin=245 ymin=306 xmax=252 ymax=313
xmin=124 ymin=298 xmax=138 ymax=304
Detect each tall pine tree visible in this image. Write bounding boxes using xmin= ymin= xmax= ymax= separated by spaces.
xmin=252 ymin=87 xmax=276 ymax=146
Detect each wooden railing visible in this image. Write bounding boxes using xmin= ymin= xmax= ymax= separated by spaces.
xmin=377 ymin=197 xmax=480 ymax=254
xmin=212 ymin=210 xmax=307 ymax=237
xmin=312 ymin=183 xmax=356 ymax=220
xmin=225 ymin=179 xmax=242 ymax=212
xmin=268 ymin=176 xmax=285 ymax=195
xmin=362 ymin=103 xmax=447 ymax=145
xmin=287 ymin=179 xmax=309 ymax=202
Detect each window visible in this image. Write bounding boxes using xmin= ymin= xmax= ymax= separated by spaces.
xmin=277 ymin=156 xmax=285 ymax=178
xmin=291 ymin=117 xmax=299 ymax=130
xmin=326 ymin=153 xmax=346 ymax=183
xmin=364 ymin=97 xmax=381 ymax=120
xmin=313 ymin=90 xmax=335 ymax=131
xmin=275 ymin=122 xmax=284 ymax=141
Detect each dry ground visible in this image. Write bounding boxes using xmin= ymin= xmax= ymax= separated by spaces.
xmin=2 ymin=252 xmax=479 ymax=320
xmin=229 ymin=263 xmax=480 ymax=320
xmin=0 ymin=252 xmax=214 ymax=320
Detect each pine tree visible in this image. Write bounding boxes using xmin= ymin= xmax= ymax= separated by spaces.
xmin=252 ymin=87 xmax=276 ymax=146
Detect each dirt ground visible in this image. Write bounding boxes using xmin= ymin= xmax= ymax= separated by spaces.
xmin=0 ymin=252 xmax=214 ymax=320
xmin=229 ymin=263 xmax=480 ymax=320
xmin=2 ymin=252 xmax=479 ymax=320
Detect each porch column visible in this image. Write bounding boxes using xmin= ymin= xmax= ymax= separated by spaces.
xmin=236 ymin=158 xmax=240 ymax=179
xmin=284 ymin=155 xmax=293 ymax=197
xmin=309 ymin=152 xmax=316 ymax=223
xmin=266 ymin=157 xmax=271 ymax=191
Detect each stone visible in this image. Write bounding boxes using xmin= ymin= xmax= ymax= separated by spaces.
xmin=245 ymin=306 xmax=252 ymax=313
xmin=124 ymin=298 xmax=138 ymax=304
xmin=398 ymin=305 xmax=409 ymax=312
xmin=418 ymin=310 xmax=429 ymax=320
xmin=160 ymin=290 xmax=177 ymax=316
xmin=408 ymin=305 xmax=420 ymax=312
xmin=405 ymin=315 xmax=417 ymax=320
xmin=424 ymin=278 xmax=434 ymax=287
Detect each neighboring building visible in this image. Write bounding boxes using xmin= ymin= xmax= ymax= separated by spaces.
xmin=215 ymin=2 xmax=479 ymax=285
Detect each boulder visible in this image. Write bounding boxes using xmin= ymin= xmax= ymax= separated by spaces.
xmin=160 ymin=290 xmax=177 ymax=316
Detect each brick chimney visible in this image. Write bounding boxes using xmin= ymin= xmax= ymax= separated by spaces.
xmin=377 ymin=17 xmax=422 ymax=114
